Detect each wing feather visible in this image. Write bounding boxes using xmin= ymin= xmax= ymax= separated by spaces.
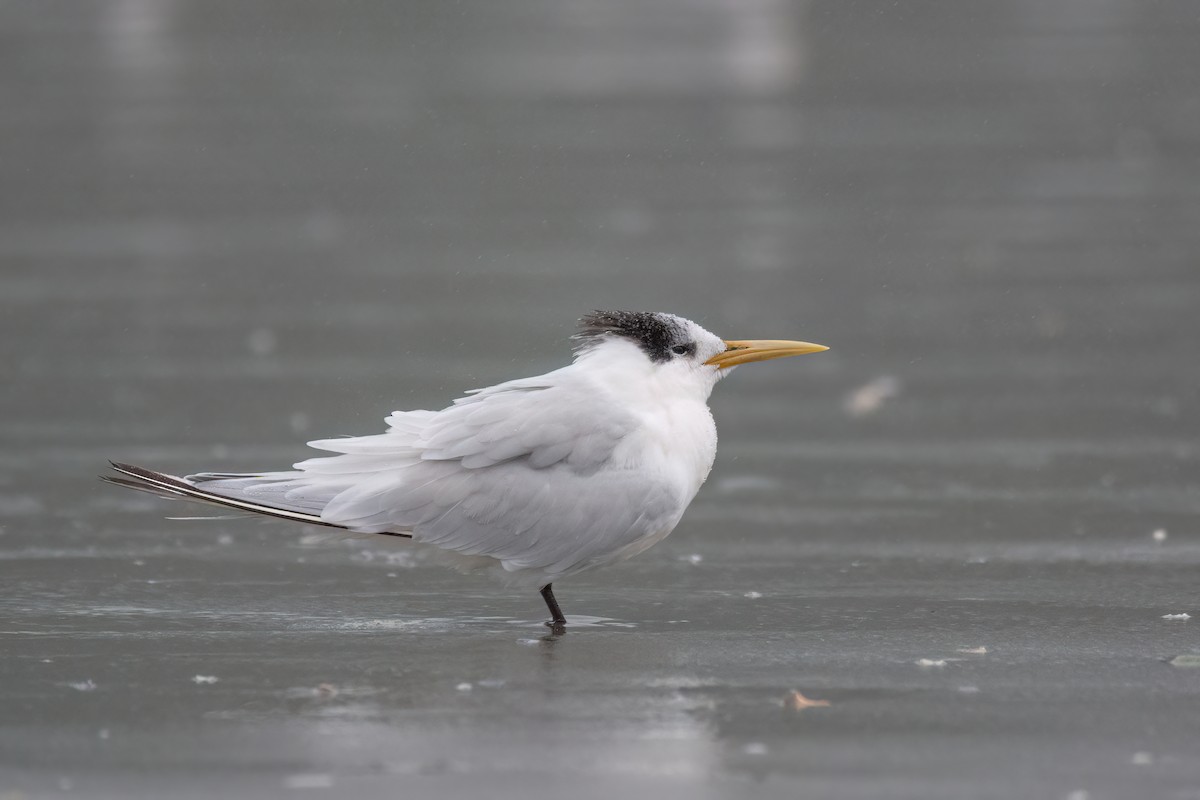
xmin=122 ymin=368 xmax=667 ymax=577
xmin=414 ymin=373 xmax=630 ymax=471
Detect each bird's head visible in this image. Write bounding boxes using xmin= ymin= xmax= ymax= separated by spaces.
xmin=572 ymin=310 xmax=827 ymax=398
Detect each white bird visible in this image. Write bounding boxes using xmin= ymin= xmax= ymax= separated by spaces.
xmin=105 ymin=311 xmax=827 ymax=633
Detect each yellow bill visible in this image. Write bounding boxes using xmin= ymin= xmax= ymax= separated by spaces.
xmin=704 ymin=339 xmax=829 ymax=369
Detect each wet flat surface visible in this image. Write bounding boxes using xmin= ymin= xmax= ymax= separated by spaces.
xmin=3 ymin=1 xmax=1200 ymax=798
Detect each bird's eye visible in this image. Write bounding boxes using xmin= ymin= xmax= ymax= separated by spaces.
xmin=671 ymin=344 xmax=693 ymax=356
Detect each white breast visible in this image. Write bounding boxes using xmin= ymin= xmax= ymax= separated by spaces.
xmin=592 ymin=386 xmax=718 ymax=569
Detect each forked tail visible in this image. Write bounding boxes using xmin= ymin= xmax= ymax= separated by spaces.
xmin=101 ymin=462 xmax=412 ymax=538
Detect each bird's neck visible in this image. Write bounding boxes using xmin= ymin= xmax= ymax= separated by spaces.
xmin=575 ymin=340 xmax=720 ymax=408
xmin=576 ymin=344 xmax=719 ymax=497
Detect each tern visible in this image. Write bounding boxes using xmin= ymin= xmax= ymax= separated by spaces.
xmin=105 ymin=311 xmax=827 ymax=633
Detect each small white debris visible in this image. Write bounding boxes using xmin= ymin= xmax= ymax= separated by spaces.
xmin=1168 ymin=654 xmax=1200 ymax=668
xmin=743 ymin=591 xmax=763 ymax=599
xmin=68 ymin=680 xmax=97 ymax=692
xmin=682 ymin=553 xmax=703 ymax=565
xmin=217 ymin=533 xmax=234 ymax=546
xmin=132 ymin=559 xmax=145 ymax=566
xmin=1162 ymin=613 xmax=1191 ymax=621
xmin=477 ymin=678 xmax=506 ymax=689
xmin=957 ymin=685 xmax=980 ymax=694
xmin=957 ymin=646 xmax=988 ymax=655
xmin=916 ymin=659 xmax=947 ymax=668
xmin=1152 ymin=528 xmax=1168 ymax=542
xmin=844 ymin=375 xmax=901 ymax=418
xmin=517 ymin=638 xmax=541 ymax=646
xmin=456 ymin=682 xmax=473 ymax=692
xmin=1131 ymin=751 xmax=1154 ymax=766
xmin=192 ymin=675 xmax=219 ymax=684
xmin=742 ymin=742 xmax=769 ymax=756
xmin=97 ymin=728 xmax=110 ymax=740
xmin=283 ymin=773 xmax=334 ymax=789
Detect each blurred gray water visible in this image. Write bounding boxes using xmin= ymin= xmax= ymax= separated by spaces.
xmin=3 ymin=1 xmax=1200 ymax=798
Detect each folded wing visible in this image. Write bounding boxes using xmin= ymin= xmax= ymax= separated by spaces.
xmin=189 ymin=373 xmax=673 ymax=576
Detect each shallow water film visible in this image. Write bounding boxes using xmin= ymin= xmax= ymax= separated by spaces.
xmin=3 ymin=2 xmax=1200 ymax=799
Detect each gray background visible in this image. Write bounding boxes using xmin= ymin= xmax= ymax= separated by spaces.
xmin=3 ymin=1 xmax=1199 ymax=798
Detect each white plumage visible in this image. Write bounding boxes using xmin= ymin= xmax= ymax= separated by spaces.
xmin=106 ymin=311 xmax=826 ymax=632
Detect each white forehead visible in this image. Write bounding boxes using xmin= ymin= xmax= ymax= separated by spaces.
xmin=673 ymin=315 xmax=724 ymax=353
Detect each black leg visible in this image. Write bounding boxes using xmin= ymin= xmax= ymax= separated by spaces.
xmin=540 ymin=583 xmax=567 ymax=634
